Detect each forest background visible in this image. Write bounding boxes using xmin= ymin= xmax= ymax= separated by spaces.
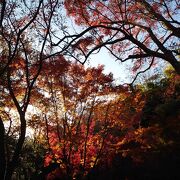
xmin=0 ymin=0 xmax=179 ymax=179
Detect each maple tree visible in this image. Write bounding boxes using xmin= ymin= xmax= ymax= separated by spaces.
xmin=0 ymin=48 xmax=117 ymax=179
xmin=0 ymin=49 xmax=180 ymax=179
xmin=64 ymin=0 xmax=180 ymax=81
xmin=0 ymin=0 xmax=180 ymax=179
xmin=32 ymin=60 xmax=116 ymax=179
xmin=0 ymin=1 xmax=69 ymax=178
xmin=0 ymin=0 xmax=90 ymax=178
xmin=37 ymin=69 xmax=179 ymax=179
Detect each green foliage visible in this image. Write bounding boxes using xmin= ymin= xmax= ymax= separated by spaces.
xmin=155 ymin=100 xmax=180 ymax=119
xmin=164 ymin=65 xmax=176 ymax=78
xmin=140 ymin=72 xmax=180 ymax=127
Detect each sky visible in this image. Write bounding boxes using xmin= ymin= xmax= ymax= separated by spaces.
xmin=84 ymin=48 xmax=130 ymax=84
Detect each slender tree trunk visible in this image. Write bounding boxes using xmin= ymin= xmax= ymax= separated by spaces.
xmin=0 ymin=117 xmax=6 ymax=180
xmin=5 ymin=114 xmax=26 ymax=180
xmin=83 ymin=98 xmax=95 ymax=171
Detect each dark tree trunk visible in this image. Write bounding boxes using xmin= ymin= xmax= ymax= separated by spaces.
xmin=0 ymin=117 xmax=6 ymax=180
xmin=166 ymin=52 xmax=180 ymax=75
xmin=5 ymin=114 xmax=26 ymax=180
xmin=171 ymin=60 xmax=180 ymax=75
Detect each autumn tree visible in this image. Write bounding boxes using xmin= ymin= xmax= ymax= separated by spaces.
xmin=0 ymin=0 xmax=179 ymax=179
xmin=0 ymin=1 xmax=79 ymax=179
xmin=31 ymin=60 xmax=116 ymax=179
xmin=64 ymin=0 xmax=180 ymax=81
xmin=39 ymin=61 xmax=180 ymax=179
xmin=0 ymin=0 xmax=96 ymax=178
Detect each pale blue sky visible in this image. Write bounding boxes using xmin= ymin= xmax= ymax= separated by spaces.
xmin=84 ymin=48 xmax=130 ymax=84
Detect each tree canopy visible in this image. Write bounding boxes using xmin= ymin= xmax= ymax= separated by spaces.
xmin=64 ymin=0 xmax=180 ymax=77
xmin=0 ymin=0 xmax=179 ymax=179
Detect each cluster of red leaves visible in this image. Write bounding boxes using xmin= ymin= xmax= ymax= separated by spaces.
xmin=42 ymin=65 xmax=180 ymax=179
